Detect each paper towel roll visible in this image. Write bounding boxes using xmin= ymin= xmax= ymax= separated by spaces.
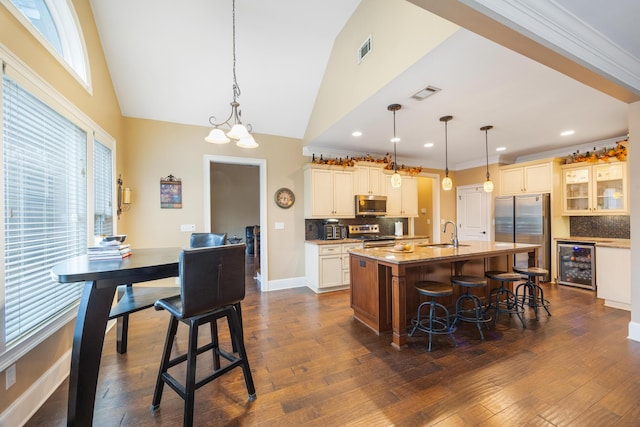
xmin=395 ymin=221 xmax=403 ymax=236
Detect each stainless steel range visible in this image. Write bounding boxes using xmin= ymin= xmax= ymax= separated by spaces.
xmin=348 ymin=224 xmax=397 ymax=248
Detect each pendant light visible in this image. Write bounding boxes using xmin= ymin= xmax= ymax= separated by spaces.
xmin=440 ymin=115 xmax=453 ymax=191
xmin=205 ymin=0 xmax=258 ymax=148
xmin=481 ymin=125 xmax=494 ymax=193
xmin=388 ymin=104 xmax=402 ymax=188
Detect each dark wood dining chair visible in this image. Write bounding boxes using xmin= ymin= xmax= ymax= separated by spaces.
xmin=151 ymin=244 xmax=256 ymax=426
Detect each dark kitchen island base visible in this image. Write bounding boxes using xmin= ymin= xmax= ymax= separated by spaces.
xmin=349 ymin=241 xmax=539 ymax=348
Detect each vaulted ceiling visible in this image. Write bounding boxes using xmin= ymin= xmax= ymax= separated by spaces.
xmin=90 ymin=0 xmax=639 ymax=169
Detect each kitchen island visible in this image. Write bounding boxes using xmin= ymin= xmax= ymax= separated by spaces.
xmin=349 ymin=241 xmax=540 ymax=348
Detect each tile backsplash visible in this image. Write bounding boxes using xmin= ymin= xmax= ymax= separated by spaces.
xmin=569 ymin=215 xmax=630 ymax=239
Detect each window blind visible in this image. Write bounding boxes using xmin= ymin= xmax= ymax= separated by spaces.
xmin=93 ymin=140 xmax=112 ymax=237
xmin=3 ymin=74 xmax=86 ymax=345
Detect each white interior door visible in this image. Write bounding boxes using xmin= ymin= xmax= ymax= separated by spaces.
xmin=456 ymin=184 xmax=490 ymax=241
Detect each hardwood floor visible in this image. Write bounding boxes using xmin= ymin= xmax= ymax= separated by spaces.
xmin=26 ymin=262 xmax=640 ymax=426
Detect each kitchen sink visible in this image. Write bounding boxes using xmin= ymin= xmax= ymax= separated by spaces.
xmin=418 ymin=243 xmax=470 ymax=248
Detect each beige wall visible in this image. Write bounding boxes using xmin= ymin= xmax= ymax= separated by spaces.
xmin=304 ymin=0 xmax=458 ymax=143
xmin=415 ymin=176 xmax=433 ymax=237
xmin=0 ymin=0 xmax=123 ymax=414
xmin=120 ymin=117 xmax=308 ymax=283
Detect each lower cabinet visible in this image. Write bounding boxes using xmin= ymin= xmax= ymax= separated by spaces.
xmin=596 ymin=246 xmax=630 ymax=310
xmin=305 ymin=242 xmax=361 ymax=293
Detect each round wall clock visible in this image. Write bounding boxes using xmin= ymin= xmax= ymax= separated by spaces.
xmin=274 ymin=187 xmax=295 ymax=209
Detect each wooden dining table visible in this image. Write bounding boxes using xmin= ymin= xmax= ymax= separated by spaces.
xmin=50 ymin=247 xmax=182 ymax=427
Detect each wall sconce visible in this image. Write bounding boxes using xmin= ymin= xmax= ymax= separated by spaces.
xmin=117 ymin=174 xmax=132 ymax=219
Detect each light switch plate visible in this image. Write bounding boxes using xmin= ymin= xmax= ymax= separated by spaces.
xmin=180 ymin=224 xmax=196 ymax=232
xmin=275 ymin=222 xmax=285 ymax=230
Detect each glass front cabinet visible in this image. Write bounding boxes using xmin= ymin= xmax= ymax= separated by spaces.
xmin=561 ymin=161 xmax=628 ymax=215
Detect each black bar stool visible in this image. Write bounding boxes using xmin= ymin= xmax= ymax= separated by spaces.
xmin=513 ymin=266 xmax=551 ymax=320
xmin=450 ymin=275 xmax=492 ymax=340
xmin=409 ymin=281 xmax=457 ymax=352
xmin=485 ymin=271 xmax=526 ymax=328
xmin=151 ymin=245 xmax=256 ymax=426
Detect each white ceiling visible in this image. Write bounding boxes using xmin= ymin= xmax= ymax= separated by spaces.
xmin=89 ymin=0 xmax=639 ymax=170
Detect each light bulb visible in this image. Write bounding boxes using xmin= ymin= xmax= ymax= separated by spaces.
xmin=483 ymin=180 xmax=494 ymax=193
xmin=391 ymin=173 xmax=402 ymax=188
xmin=442 ymin=176 xmax=452 ymax=191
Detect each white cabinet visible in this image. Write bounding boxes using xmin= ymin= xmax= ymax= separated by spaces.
xmin=561 ymin=161 xmax=628 ymax=215
xmin=385 ymin=174 xmax=418 ymax=217
xmin=305 ymin=242 xmax=361 ymax=293
xmin=353 ymin=164 xmax=385 ymax=196
xmin=341 ymin=242 xmax=362 ymax=285
xmin=304 ymin=166 xmax=354 ymax=218
xmin=596 ymin=246 xmax=630 ymax=310
xmin=499 ymin=162 xmax=551 ymax=195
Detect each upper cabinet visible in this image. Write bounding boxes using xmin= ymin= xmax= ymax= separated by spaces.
xmin=353 ymin=163 xmax=385 ymax=196
xmin=499 ymin=162 xmax=552 ymax=195
xmin=385 ymin=174 xmax=418 ymax=217
xmin=561 ymin=161 xmax=628 ymax=215
xmin=304 ymin=166 xmax=354 ymax=218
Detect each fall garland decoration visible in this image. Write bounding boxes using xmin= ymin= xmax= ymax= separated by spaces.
xmin=310 ymin=153 xmax=423 ymax=175
xmin=565 ymin=137 xmax=628 ymax=164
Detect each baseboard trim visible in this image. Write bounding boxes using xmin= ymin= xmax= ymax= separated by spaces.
xmin=628 ymin=320 xmax=640 ymax=342
xmin=265 ymin=276 xmax=306 ymax=292
xmin=0 ymin=349 xmax=71 ymax=427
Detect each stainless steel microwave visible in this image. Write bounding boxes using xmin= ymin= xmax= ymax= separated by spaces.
xmin=355 ymin=195 xmax=387 ymax=216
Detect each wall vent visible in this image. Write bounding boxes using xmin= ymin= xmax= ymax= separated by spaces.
xmin=411 ymin=86 xmax=442 ymax=100
xmin=358 ymin=35 xmax=372 ymax=64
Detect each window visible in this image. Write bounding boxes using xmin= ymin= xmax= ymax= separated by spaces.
xmin=2 ymin=74 xmax=87 ymax=348
xmin=4 ymin=0 xmax=89 ymax=87
xmin=93 ymin=140 xmax=113 ymax=237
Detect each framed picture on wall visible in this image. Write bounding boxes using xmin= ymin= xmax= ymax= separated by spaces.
xmin=160 ymin=174 xmax=182 ymax=209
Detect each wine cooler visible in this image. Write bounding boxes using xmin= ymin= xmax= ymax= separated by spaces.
xmin=557 ymin=241 xmax=596 ymax=290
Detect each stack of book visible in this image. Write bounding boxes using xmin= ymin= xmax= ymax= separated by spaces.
xmin=87 ymin=243 xmax=132 ymax=261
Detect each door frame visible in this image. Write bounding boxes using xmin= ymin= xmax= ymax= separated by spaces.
xmin=203 ymin=154 xmax=268 ymax=289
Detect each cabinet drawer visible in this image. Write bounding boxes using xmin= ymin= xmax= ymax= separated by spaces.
xmin=319 ymin=245 xmax=341 ymax=255
xmin=341 ymin=243 xmax=362 ymax=253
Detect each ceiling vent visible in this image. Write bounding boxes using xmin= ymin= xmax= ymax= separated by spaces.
xmin=358 ymin=35 xmax=372 ymax=64
xmin=411 ymin=86 xmax=441 ymax=100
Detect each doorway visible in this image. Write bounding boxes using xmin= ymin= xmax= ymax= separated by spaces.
xmin=456 ymin=184 xmax=491 ymax=241
xmin=203 ymin=155 xmax=268 ymax=288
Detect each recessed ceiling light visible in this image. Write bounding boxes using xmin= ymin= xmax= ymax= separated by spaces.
xmin=561 ymin=130 xmax=575 ymax=136
xmin=424 ymin=142 xmax=434 ymax=148
xmin=352 ymin=131 xmax=362 ymax=137
xmin=496 ymin=146 xmax=506 ymax=152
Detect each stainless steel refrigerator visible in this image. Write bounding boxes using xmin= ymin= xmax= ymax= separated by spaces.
xmin=494 ymin=194 xmax=551 ymax=281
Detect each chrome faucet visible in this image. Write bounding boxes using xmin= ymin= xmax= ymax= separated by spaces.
xmin=442 ymin=220 xmax=459 ymax=248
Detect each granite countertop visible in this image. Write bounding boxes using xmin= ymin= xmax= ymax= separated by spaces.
xmin=554 ymin=236 xmax=630 ymax=249
xmin=349 ymin=241 xmax=540 ymax=265
xmin=305 ymin=235 xmax=431 ymax=245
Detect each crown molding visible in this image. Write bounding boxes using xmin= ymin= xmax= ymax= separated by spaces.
xmin=460 ymin=0 xmax=640 ymax=95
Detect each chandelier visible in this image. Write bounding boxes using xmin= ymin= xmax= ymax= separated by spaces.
xmin=205 ymin=0 xmax=257 ymax=148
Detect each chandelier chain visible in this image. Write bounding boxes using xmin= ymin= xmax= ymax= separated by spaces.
xmin=232 ymin=0 xmax=240 ymax=102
